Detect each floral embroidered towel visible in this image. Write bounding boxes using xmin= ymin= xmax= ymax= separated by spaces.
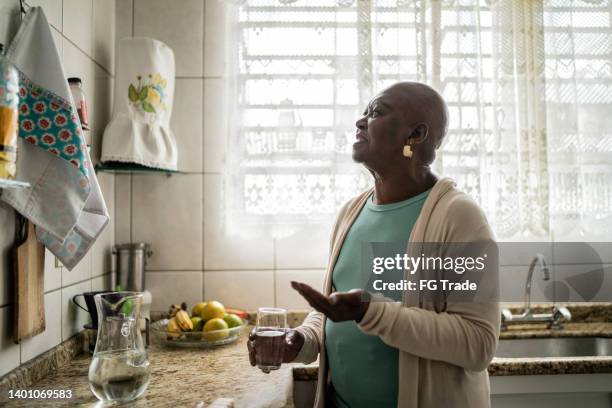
xmin=101 ymin=37 xmax=177 ymax=171
xmin=0 ymin=7 xmax=109 ymax=270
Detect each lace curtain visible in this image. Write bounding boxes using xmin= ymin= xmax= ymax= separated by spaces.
xmin=224 ymin=0 xmax=612 ymax=240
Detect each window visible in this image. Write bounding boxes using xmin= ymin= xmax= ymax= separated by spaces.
xmin=225 ymin=0 xmax=612 ymax=240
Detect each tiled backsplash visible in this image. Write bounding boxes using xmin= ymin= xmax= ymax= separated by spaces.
xmin=0 ymin=0 xmax=115 ymax=376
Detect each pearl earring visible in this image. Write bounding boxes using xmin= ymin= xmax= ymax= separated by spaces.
xmin=403 ymin=144 xmax=413 ymax=158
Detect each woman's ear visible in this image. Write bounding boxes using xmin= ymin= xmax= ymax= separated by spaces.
xmin=405 ymin=122 xmax=429 ymax=145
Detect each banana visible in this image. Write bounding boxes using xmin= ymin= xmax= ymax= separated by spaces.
xmin=168 ymin=304 xmax=181 ymax=318
xmin=175 ymin=310 xmax=193 ymax=331
xmin=166 ymin=317 xmax=181 ymax=339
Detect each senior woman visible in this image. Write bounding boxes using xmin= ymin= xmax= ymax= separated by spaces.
xmin=248 ymin=82 xmax=500 ymax=408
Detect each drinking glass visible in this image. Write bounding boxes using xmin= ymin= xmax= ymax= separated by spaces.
xmin=254 ymin=307 xmax=287 ymax=373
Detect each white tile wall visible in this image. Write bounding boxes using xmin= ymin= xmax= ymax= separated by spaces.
xmin=499 ymin=266 xmax=532 ymax=303
xmin=204 ymin=0 xmax=226 ymax=77
xmin=43 ymin=249 xmax=62 ymax=293
xmin=171 ymin=79 xmax=203 ymax=173
xmin=20 ymin=290 xmax=62 ymax=363
xmin=146 ymin=271 xmax=203 ymax=312
xmin=131 ymin=174 xmax=203 ymax=271
xmin=586 ymin=243 xmax=612 ymax=264
xmin=499 ymin=266 xmax=563 ymax=303
xmin=62 ymin=252 xmax=92 ymax=287
xmin=276 ymin=270 xmax=326 ymax=310
xmin=114 ymin=174 xmax=132 ymax=243
xmin=203 ymin=78 xmax=225 ymax=173
xmin=0 ymin=0 xmax=116 ymax=375
xmin=552 ymin=242 xmax=612 ymax=266
xmin=552 ymin=264 xmax=612 ymax=303
xmin=62 ymin=280 xmax=92 ymax=341
xmin=133 ymin=0 xmax=203 ymax=77
xmin=0 ymin=306 xmax=20 ymax=376
xmin=63 ymin=38 xmax=96 ymax=121
xmin=498 ymin=242 xmax=553 ymax=267
xmin=115 ymin=0 xmax=133 ymax=43
xmin=63 ymin=0 xmax=93 ymax=55
xmin=93 ymin=0 xmax=115 ymax=74
xmin=203 ymin=174 xmax=274 ymax=270
xmin=204 ymin=270 xmax=275 ymax=311
xmin=91 ymin=274 xmax=113 ymax=292
xmin=275 ymin=225 xmax=332 ymax=270
xmin=91 ymin=172 xmax=115 ymax=277
xmin=91 ymin=65 xmax=113 ymax=165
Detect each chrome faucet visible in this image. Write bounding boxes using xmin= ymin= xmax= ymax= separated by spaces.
xmin=523 ymin=253 xmax=550 ymax=316
xmin=501 ymin=254 xmax=571 ymax=330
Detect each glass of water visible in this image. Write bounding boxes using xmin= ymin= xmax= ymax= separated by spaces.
xmin=254 ymin=307 xmax=287 ymax=373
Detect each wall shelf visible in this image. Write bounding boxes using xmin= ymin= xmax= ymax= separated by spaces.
xmin=95 ymin=162 xmax=179 ymax=176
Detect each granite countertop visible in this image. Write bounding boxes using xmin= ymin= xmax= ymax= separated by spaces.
xmin=499 ymin=321 xmax=612 ymax=339
xmin=0 ymin=326 xmax=296 ymax=408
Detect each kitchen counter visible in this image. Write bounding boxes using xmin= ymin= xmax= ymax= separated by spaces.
xmin=0 ymin=326 xmax=295 ymax=408
xmin=2 ymin=305 xmax=611 ymax=406
xmin=498 ymin=321 xmax=612 ymax=339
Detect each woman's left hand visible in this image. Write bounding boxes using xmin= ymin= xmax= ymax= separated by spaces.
xmin=291 ymin=281 xmax=370 ymax=323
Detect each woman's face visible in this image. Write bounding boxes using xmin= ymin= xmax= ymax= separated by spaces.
xmin=352 ymin=90 xmax=411 ymax=172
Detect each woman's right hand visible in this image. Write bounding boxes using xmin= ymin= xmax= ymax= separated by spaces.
xmin=247 ymin=328 xmax=305 ymax=370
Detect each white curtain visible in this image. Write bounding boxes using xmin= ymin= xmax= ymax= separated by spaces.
xmin=224 ymin=0 xmax=612 ymax=241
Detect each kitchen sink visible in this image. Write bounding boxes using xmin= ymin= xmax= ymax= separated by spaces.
xmin=495 ymin=337 xmax=612 ymax=358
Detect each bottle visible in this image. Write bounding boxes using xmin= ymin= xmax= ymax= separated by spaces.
xmin=68 ymin=77 xmax=90 ymax=131
xmin=0 ymin=43 xmax=19 ymax=180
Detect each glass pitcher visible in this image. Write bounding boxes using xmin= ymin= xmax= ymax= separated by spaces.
xmin=88 ymin=292 xmax=151 ymax=403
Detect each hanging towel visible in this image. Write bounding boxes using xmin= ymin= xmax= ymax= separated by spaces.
xmin=101 ymin=37 xmax=177 ymax=171
xmin=0 ymin=7 xmax=109 ymax=271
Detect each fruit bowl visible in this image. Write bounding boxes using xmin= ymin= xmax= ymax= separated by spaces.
xmin=151 ymin=318 xmax=247 ymax=348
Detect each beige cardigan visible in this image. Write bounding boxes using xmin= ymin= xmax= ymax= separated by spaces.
xmin=292 ymin=177 xmax=501 ymax=408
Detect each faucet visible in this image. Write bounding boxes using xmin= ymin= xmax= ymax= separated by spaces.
xmin=522 ymin=253 xmax=550 ymax=317
xmin=501 ymin=254 xmax=571 ymax=330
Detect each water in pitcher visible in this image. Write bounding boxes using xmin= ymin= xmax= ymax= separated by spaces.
xmin=89 ymin=349 xmax=150 ymax=402
xmin=255 ymin=328 xmax=286 ymax=372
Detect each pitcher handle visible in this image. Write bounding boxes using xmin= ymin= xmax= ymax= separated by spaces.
xmin=72 ymin=294 xmax=89 ymax=313
xmin=111 ymin=246 xmax=117 ymax=289
xmin=145 ymin=317 xmax=150 ymax=348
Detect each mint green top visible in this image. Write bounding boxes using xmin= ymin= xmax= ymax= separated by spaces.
xmin=325 ymin=189 xmax=430 ymax=408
